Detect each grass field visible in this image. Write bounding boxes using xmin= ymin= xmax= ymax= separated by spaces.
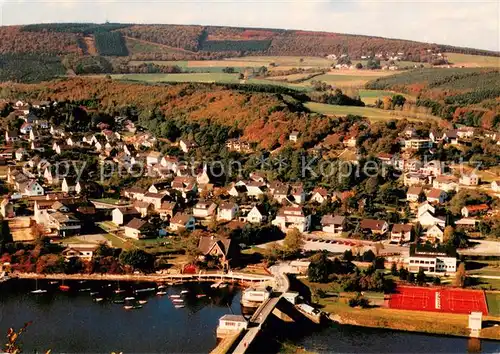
xmin=445 ymin=53 xmax=500 ymax=67
xmin=305 ymin=102 xmax=440 ymax=122
xmin=486 ymin=293 xmax=500 ymax=316
xmin=300 ymin=71 xmax=396 ymax=89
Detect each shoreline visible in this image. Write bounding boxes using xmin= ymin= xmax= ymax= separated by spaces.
xmin=326 ymin=304 xmax=500 ymax=341
xmin=10 ymin=271 xmax=274 ymax=285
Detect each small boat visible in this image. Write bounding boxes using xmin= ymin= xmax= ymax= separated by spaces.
xmin=59 ymin=285 xmax=70 ymax=291
xmin=78 ymin=280 xmax=87 ymax=284
xmin=79 ymin=288 xmax=91 ymax=292
xmin=125 ymin=297 xmax=135 ymax=301
xmin=90 ymin=292 xmax=99 ymax=296
xmin=114 ymin=289 xmax=125 ymax=294
xmin=180 ymin=290 xmax=189 ymax=295
xmin=169 ymin=295 xmax=181 ymax=299
xmin=156 ymin=291 xmax=167 ymax=296
xmin=218 ymin=284 xmax=228 ymax=289
xmin=196 ymin=294 xmax=207 ymax=299
xmin=113 ymin=299 xmax=125 ymax=304
xmin=49 ymin=281 xmax=58 ymax=285
xmin=124 ymin=305 xmax=134 ymax=310
xmin=174 ymin=305 xmax=185 ymax=308
xmin=167 ymin=282 xmax=174 ymax=286
xmin=158 ymin=284 xmax=167 ymax=290
xmin=31 ymin=279 xmax=47 ymax=294
xmin=134 ymin=287 xmax=155 ymax=293
xmin=172 ymin=299 xmax=184 ymax=303
xmin=94 ymin=297 xmax=104 ymax=302
xmin=138 ymin=300 xmax=148 ymax=305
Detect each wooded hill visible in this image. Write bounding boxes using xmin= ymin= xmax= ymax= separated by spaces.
xmin=366 ymin=68 xmax=500 ymax=129
xmin=1 ymin=23 xmax=498 ymax=59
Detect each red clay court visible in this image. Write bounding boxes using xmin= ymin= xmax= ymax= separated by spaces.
xmin=388 ymin=286 xmax=488 ymax=315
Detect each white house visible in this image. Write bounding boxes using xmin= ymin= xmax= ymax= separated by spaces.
xmin=23 ymin=180 xmax=44 ymax=196
xmin=146 ymin=151 xmax=162 ymax=166
xmin=491 ymin=180 xmax=500 ymax=193
xmin=432 ymin=175 xmax=459 ymax=192
xmin=460 ymin=173 xmax=480 ymax=186
xmin=246 ymin=205 xmax=267 ymax=224
xmin=217 ymin=202 xmax=239 ymax=221
xmin=62 ymin=244 xmax=97 ymax=261
xmin=320 ymin=215 xmax=345 ymax=235
xmin=417 ymin=207 xmax=446 ymax=228
xmin=193 ymin=201 xmax=217 ymax=219
xmin=423 ymin=225 xmax=444 ymax=243
xmin=404 ymin=138 xmax=432 ymax=150
xmin=390 ymin=224 xmax=412 ymax=243
xmin=124 ymin=218 xmax=150 ymax=240
xmin=170 ymin=213 xmax=196 ymax=232
xmin=179 ymin=139 xmax=197 ymax=153
xmin=461 ymin=204 xmax=489 ymax=218
xmin=289 ymin=131 xmax=299 ymax=142
xmin=62 ymin=177 xmax=77 ymax=193
xmin=43 ymin=167 xmax=57 ymax=185
xmin=311 ymin=187 xmax=328 ymax=204
xmin=406 ymin=186 xmax=423 ymax=202
xmin=272 ymin=206 xmax=311 ymax=233
xmin=426 ymin=188 xmax=447 ymax=204
xmin=112 ymin=207 xmax=140 ymax=226
xmin=217 ymin=315 xmax=248 ymax=337
xmin=359 ymin=219 xmax=389 ymax=235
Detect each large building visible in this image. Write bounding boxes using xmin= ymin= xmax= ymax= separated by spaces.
xmin=406 ymin=245 xmax=457 ymax=274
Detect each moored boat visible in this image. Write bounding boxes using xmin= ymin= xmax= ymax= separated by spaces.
xmin=180 ymin=290 xmax=189 ymax=295
xmin=196 ymin=294 xmax=207 ymax=299
xmin=156 ymin=291 xmax=167 ymax=296
xmin=94 ymin=297 xmax=104 ymax=302
xmin=172 ymin=299 xmax=184 ymax=303
xmin=138 ymin=300 xmax=148 ymax=305
xmin=31 ymin=289 xmax=47 ymax=294
xmin=125 ymin=297 xmax=135 ymax=301
xmin=174 ymin=304 xmax=185 ymax=308
xmin=59 ymin=285 xmax=70 ymax=292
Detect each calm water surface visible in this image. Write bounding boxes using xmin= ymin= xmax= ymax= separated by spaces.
xmin=1 ymin=279 xmax=499 ymax=353
xmin=0 ymin=279 xmax=241 ymax=353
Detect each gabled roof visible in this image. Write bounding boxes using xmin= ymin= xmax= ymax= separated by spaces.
xmin=407 ymin=186 xmax=423 ymax=195
xmin=171 ymin=213 xmax=193 ymax=225
xmin=125 ymin=218 xmax=148 ymax=230
xmin=391 ymin=224 xmax=413 ymax=233
xmin=198 ymin=235 xmax=233 ymax=257
xmin=321 ymin=214 xmax=345 ymax=226
xmin=427 ymin=188 xmax=446 ymax=199
xmin=360 ymin=219 xmax=387 ymax=231
xmin=463 ymin=204 xmax=489 ymax=212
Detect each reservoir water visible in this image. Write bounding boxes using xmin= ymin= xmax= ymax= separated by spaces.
xmin=1 ymin=279 xmax=498 ymax=353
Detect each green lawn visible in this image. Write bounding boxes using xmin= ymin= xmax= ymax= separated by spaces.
xmin=103 ymin=233 xmax=130 ymax=249
xmin=305 ymin=102 xmax=440 ymax=122
xmin=486 ymin=293 xmax=500 ymax=316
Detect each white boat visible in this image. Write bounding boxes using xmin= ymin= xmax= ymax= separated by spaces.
xmin=49 ymin=281 xmax=58 ymax=285
xmin=167 ymin=282 xmax=174 ymax=286
xmin=174 ymin=305 xmax=185 ymax=308
xmin=135 ymin=287 xmax=155 ymax=293
xmin=79 ymin=288 xmax=91 ymax=292
xmin=169 ymin=294 xmax=181 ymax=299
xmin=94 ymin=297 xmax=104 ymax=302
xmin=90 ymin=292 xmax=99 ymax=296
xmin=172 ymin=299 xmax=184 ymax=303
xmin=158 ymin=285 xmax=167 ymax=290
xmin=125 ymin=297 xmax=135 ymax=301
xmin=138 ymin=300 xmax=148 ymax=305
xmin=180 ymin=290 xmax=189 ymax=295
xmin=196 ymin=294 xmax=207 ymax=299
xmin=156 ymin=291 xmax=167 ymax=296
xmin=114 ymin=289 xmax=125 ymax=294
xmin=124 ymin=305 xmax=134 ymax=310
xmin=218 ymin=284 xmax=228 ymax=289
xmin=31 ymin=279 xmax=47 ymax=294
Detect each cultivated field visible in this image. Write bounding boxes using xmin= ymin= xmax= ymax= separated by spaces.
xmin=445 ymin=53 xmax=500 ymax=67
xmin=305 ymin=102 xmax=439 ymax=122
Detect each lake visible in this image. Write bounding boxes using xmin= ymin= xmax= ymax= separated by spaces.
xmin=1 ymin=279 xmax=498 ymax=353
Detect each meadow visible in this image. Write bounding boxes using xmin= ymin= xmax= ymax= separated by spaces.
xmin=305 ymin=102 xmax=440 ymax=122
xmin=445 ymin=53 xmax=500 ymax=67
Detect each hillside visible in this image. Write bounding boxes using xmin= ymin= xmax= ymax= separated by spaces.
xmin=366 ymin=68 xmax=500 ymax=129
xmin=1 ymin=23 xmax=497 ymax=60
xmin=0 ymin=78 xmax=335 ymax=149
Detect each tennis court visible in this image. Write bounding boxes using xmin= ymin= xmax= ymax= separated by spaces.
xmin=389 ymin=286 xmax=488 ymax=315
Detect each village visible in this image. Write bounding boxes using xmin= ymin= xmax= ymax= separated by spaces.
xmin=0 ymin=98 xmax=499 ymax=283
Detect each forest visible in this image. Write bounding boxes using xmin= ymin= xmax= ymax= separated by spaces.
xmin=366 ymin=68 xmax=500 ymax=129
xmin=1 ymin=23 xmax=496 ymax=60
xmin=0 ymin=54 xmax=66 ymax=83
xmin=94 ymin=32 xmax=129 ymax=56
